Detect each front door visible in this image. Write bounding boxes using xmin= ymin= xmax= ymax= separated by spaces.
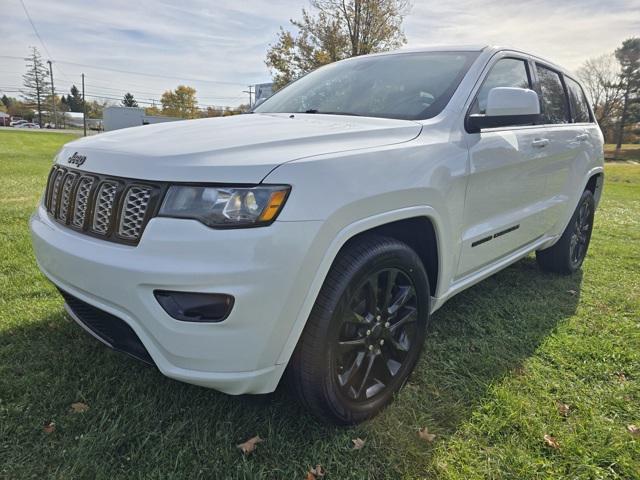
xmin=456 ymin=55 xmax=552 ymax=279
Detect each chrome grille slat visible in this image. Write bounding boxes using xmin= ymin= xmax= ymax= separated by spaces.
xmin=71 ymin=176 xmax=95 ymax=228
xmin=118 ymin=186 xmax=152 ymax=239
xmin=49 ymin=168 xmax=66 ymax=214
xmin=57 ymin=172 xmax=78 ymax=222
xmin=44 ymin=165 xmax=159 ymax=245
xmin=92 ymin=182 xmax=118 ymax=234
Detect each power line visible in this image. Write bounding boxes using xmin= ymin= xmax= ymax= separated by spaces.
xmin=19 ymin=0 xmax=52 ymax=60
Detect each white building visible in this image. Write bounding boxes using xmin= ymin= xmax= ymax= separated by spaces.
xmin=103 ymin=106 xmax=180 ymax=132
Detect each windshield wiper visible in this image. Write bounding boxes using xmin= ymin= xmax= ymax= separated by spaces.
xmin=301 ymin=109 xmax=363 ymax=117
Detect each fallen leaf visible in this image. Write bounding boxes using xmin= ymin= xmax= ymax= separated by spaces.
xmin=70 ymin=402 xmax=89 ymax=413
xmin=237 ymin=435 xmax=263 ymax=454
xmin=418 ymin=427 xmax=436 ymax=443
xmin=42 ymin=420 xmax=55 ymax=434
xmin=615 ymin=372 xmax=627 ymax=382
xmin=351 ymin=437 xmax=366 ymax=450
xmin=556 ymin=402 xmax=570 ymax=417
xmin=627 ymin=425 xmax=640 ymax=436
xmin=544 ymin=434 xmax=560 ymax=449
xmin=306 ymin=465 xmax=325 ymax=479
xmin=567 ymin=289 xmax=577 ymax=296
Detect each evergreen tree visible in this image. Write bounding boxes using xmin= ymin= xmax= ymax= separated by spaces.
xmin=66 ymin=85 xmax=84 ymax=112
xmin=121 ymin=92 xmax=138 ymax=107
xmin=614 ymin=37 xmax=640 ymax=150
xmin=22 ymin=46 xmax=51 ymax=127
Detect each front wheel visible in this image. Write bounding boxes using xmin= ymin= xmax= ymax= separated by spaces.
xmin=536 ymin=189 xmax=595 ymax=274
xmin=287 ymin=235 xmax=430 ymax=424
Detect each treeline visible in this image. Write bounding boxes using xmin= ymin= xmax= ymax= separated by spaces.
xmin=577 ymin=38 xmax=639 ymax=147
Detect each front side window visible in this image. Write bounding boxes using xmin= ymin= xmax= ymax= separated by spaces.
xmin=535 ymin=64 xmax=570 ymax=124
xmin=472 ymin=58 xmax=531 ymax=114
xmin=565 ymin=77 xmax=591 ymax=123
xmin=254 ymin=51 xmax=479 ymax=120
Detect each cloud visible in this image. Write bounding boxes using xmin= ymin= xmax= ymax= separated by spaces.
xmin=1 ymin=0 xmax=638 ymax=107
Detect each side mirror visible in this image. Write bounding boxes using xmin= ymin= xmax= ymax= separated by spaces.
xmin=467 ymin=87 xmax=540 ymax=133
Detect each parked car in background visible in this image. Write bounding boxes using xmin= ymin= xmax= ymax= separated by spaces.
xmin=10 ymin=119 xmax=28 ymax=127
xmin=15 ymin=122 xmax=40 ymax=129
xmin=30 ymin=45 xmax=604 ymax=424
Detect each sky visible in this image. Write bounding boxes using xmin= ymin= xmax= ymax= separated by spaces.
xmin=1 ymin=0 xmax=639 ymax=109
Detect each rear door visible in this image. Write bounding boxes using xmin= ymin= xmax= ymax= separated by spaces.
xmin=457 ymin=53 xmax=552 ymax=279
xmin=532 ymin=64 xmax=589 ymax=234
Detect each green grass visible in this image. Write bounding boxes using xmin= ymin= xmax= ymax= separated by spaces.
xmin=605 ymin=144 xmax=640 ymax=162
xmin=1 ymin=129 xmax=638 ymax=479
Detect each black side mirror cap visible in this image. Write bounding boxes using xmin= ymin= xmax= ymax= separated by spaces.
xmin=466 ymin=113 xmax=541 ymax=134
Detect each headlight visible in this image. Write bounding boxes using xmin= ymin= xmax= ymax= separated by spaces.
xmin=158 ymin=185 xmax=290 ymax=228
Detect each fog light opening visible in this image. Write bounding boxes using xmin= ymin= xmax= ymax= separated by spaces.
xmin=154 ymin=290 xmax=234 ymax=323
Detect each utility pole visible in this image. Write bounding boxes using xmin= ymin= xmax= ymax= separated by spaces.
xmin=47 ymin=60 xmax=57 ymax=129
xmin=34 ymin=56 xmax=42 ymax=127
xmin=82 ymin=73 xmax=87 ymax=136
xmin=243 ymin=85 xmax=254 ymax=108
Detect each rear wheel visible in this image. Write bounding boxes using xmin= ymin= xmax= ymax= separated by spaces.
xmin=287 ymin=235 xmax=430 ymax=424
xmin=536 ymin=189 xmax=595 ymax=274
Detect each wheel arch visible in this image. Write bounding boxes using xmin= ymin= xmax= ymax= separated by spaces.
xmin=276 ymin=206 xmax=444 ymax=367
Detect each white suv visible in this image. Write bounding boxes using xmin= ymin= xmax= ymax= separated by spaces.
xmin=31 ymin=46 xmax=603 ymax=424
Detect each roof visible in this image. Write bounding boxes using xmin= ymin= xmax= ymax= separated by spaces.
xmin=0 ymin=112 xmax=9 ymax=118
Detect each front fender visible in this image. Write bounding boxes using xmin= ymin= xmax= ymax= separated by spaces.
xmin=274 ymin=206 xmax=445 ymax=367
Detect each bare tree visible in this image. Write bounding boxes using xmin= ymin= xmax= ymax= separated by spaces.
xmin=266 ymin=0 xmax=411 ymax=89
xmin=312 ymin=0 xmax=410 ymax=56
xmin=577 ymin=53 xmax=623 ymax=137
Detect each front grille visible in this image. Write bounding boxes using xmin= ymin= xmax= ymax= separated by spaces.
xmin=44 ymin=165 xmax=165 ymax=245
xmin=59 ymin=289 xmax=154 ymax=365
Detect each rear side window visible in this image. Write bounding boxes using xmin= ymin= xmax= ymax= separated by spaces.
xmin=535 ymin=64 xmax=570 ymax=124
xmin=565 ymin=77 xmax=591 ymax=123
xmin=472 ymin=58 xmax=531 ymax=114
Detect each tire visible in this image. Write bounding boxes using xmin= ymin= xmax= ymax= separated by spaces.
xmin=287 ymin=234 xmax=430 ymax=424
xmin=536 ymin=189 xmax=595 ymax=274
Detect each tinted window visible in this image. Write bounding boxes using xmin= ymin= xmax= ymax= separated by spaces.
xmin=535 ymin=64 xmax=570 ymax=124
xmin=565 ymin=76 xmax=591 ymax=123
xmin=254 ymin=52 xmax=479 ymax=120
xmin=472 ymin=58 xmax=530 ymax=114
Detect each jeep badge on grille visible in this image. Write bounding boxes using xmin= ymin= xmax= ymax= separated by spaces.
xmin=67 ymin=152 xmax=86 ymax=167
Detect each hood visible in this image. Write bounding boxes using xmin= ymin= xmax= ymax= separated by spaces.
xmin=55 ymin=113 xmax=422 ymax=183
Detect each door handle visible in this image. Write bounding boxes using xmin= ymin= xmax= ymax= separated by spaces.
xmin=532 ymin=138 xmax=549 ymax=148
xmin=576 ymin=133 xmax=589 ymax=142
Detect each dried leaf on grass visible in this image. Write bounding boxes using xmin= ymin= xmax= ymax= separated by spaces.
xmin=418 ymin=427 xmax=436 ymax=443
xmin=544 ymin=434 xmax=560 ymax=449
xmin=351 ymin=437 xmax=366 ymax=450
xmin=556 ymin=402 xmax=570 ymax=417
xmin=237 ymin=435 xmax=263 ymax=454
xmin=42 ymin=420 xmax=55 ymax=434
xmin=305 ymin=464 xmax=325 ymax=479
xmin=627 ymin=425 xmax=639 ymax=436
xmin=70 ymin=402 xmax=89 ymax=413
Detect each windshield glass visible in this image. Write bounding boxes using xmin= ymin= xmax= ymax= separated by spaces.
xmin=254 ymin=51 xmax=479 ymax=120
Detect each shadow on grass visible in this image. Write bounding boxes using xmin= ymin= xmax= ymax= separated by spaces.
xmin=0 ymin=256 xmax=583 ymax=478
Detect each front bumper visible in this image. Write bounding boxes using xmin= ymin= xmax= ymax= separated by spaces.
xmin=30 ymin=204 xmax=322 ymax=394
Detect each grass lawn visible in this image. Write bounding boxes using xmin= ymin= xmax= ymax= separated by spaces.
xmin=1 ymin=129 xmax=638 ymax=479
xmin=605 ymin=144 xmax=640 ymax=162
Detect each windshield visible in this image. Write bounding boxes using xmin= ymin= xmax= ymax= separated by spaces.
xmin=254 ymin=51 xmax=479 ymax=120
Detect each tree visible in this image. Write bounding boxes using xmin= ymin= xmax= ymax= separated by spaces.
xmin=614 ymin=37 xmax=640 ymax=150
xmin=121 ymin=92 xmax=138 ymax=107
xmin=22 ymin=46 xmax=51 ymax=127
xmin=1 ymin=95 xmax=13 ymax=108
xmin=266 ymin=0 xmax=410 ymax=89
xmin=65 ymin=85 xmax=84 ymax=113
xmin=577 ymin=54 xmax=623 ymax=141
xmin=161 ymin=85 xmax=199 ymax=118
xmin=144 ymin=105 xmax=161 ymax=116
